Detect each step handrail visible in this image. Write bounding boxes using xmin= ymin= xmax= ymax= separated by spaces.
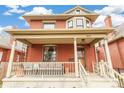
xmin=95 ymin=61 xmax=124 ymax=88
xmin=104 ymin=63 xmax=124 ymax=88
xmin=79 ymin=61 xmax=88 ymax=86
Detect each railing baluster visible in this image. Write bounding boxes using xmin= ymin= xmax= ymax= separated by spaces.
xmin=11 ymin=62 xmax=77 ymax=79
xmin=94 ymin=61 xmax=124 ymax=88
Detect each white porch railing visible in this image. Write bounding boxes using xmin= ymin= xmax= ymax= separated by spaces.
xmin=79 ymin=61 xmax=88 ymax=86
xmin=10 ymin=62 xmax=76 ymax=78
xmin=94 ymin=61 xmax=124 ymax=88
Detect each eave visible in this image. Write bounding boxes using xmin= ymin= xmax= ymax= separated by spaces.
xmin=6 ymin=28 xmax=114 ymax=36
xmin=23 ymin=14 xmax=99 ymax=22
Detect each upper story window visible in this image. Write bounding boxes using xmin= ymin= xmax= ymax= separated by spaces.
xmin=86 ymin=19 xmax=90 ymax=28
xmin=76 ymin=19 xmax=83 ymax=28
xmin=66 ymin=17 xmax=91 ymax=29
xmin=76 ymin=10 xmax=81 ymax=14
xmin=68 ymin=20 xmax=73 ymax=28
xmin=43 ymin=23 xmax=55 ymax=29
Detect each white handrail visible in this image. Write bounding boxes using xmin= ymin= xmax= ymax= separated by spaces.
xmin=79 ymin=61 xmax=88 ymax=86
xmin=94 ymin=61 xmax=124 ymax=88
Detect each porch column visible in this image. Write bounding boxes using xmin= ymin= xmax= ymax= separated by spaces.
xmin=104 ymin=38 xmax=113 ymax=68
xmin=74 ymin=37 xmax=79 ymax=77
xmin=6 ymin=40 xmax=16 ymax=77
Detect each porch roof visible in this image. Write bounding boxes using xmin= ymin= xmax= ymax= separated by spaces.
xmin=6 ymin=28 xmax=114 ymax=35
xmin=5 ymin=28 xmax=114 ymax=46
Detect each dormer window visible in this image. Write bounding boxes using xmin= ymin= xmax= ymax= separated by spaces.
xmin=43 ymin=23 xmax=55 ymax=29
xmin=76 ymin=10 xmax=81 ymax=14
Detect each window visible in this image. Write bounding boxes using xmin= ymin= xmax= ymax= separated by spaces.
xmin=86 ymin=20 xmax=90 ymax=28
xmin=43 ymin=46 xmax=56 ymax=62
xmin=77 ymin=47 xmax=84 ymax=58
xmin=16 ymin=55 xmax=20 ymax=62
xmin=43 ymin=23 xmax=55 ymax=29
xmin=76 ymin=19 xmax=83 ymax=28
xmin=76 ymin=10 xmax=81 ymax=14
xmin=0 ymin=52 xmax=3 ymax=61
xmin=68 ymin=20 xmax=73 ymax=28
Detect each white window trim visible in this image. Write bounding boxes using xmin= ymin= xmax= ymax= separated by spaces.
xmin=76 ymin=19 xmax=84 ymax=28
xmin=66 ymin=17 xmax=91 ymax=29
xmin=86 ymin=18 xmax=91 ymax=28
xmin=75 ymin=9 xmax=81 ymax=14
xmin=0 ymin=52 xmax=3 ymax=61
xmin=43 ymin=23 xmax=55 ymax=29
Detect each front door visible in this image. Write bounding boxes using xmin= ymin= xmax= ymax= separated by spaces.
xmin=43 ymin=46 xmax=56 ymax=62
xmin=77 ymin=46 xmax=86 ymax=68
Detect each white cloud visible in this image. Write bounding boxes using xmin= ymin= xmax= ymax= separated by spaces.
xmin=0 ymin=26 xmax=13 ymax=33
xmin=3 ymin=12 xmax=12 ymax=15
xmin=24 ymin=7 xmax=53 ymax=15
xmin=18 ymin=16 xmax=24 ymax=20
xmin=3 ymin=5 xmax=25 ymax=16
xmin=93 ymin=5 xmax=124 ymax=27
xmin=20 ymin=5 xmax=30 ymax=7
xmin=6 ymin=5 xmax=19 ymax=9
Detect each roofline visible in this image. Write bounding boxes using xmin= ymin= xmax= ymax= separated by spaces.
xmin=64 ymin=5 xmax=97 ymax=14
xmin=23 ymin=14 xmax=99 ymax=17
xmin=108 ymin=35 xmax=124 ymax=43
xmin=23 ymin=14 xmax=99 ymax=23
xmin=5 ymin=28 xmax=114 ymax=35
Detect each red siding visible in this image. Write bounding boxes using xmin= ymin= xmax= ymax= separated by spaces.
xmin=29 ymin=20 xmax=66 ymax=29
xmin=109 ymin=39 xmax=124 ymax=69
xmin=85 ymin=45 xmax=96 ymax=72
xmin=97 ymin=47 xmax=106 ymax=62
xmin=57 ymin=44 xmax=74 ymax=62
xmin=0 ymin=47 xmax=25 ymax=62
xmin=98 ymin=38 xmax=124 ymax=69
xmin=27 ymin=44 xmax=43 ymax=62
xmin=56 ymin=20 xmax=66 ymax=29
xmin=30 ymin=20 xmax=42 ymax=29
xmin=26 ymin=44 xmax=96 ymax=72
xmin=0 ymin=48 xmax=7 ymax=62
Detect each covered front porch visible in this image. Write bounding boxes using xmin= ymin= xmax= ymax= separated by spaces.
xmin=2 ymin=29 xmax=114 ymax=87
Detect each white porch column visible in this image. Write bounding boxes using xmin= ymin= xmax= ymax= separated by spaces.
xmin=6 ymin=40 xmax=16 ymax=77
xmin=104 ymin=38 xmax=113 ymax=68
xmin=74 ymin=37 xmax=79 ymax=77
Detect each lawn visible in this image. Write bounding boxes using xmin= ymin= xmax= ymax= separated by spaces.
xmin=0 ymin=81 xmax=2 ymax=88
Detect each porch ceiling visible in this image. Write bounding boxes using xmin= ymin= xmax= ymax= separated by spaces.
xmin=18 ymin=38 xmax=99 ymax=45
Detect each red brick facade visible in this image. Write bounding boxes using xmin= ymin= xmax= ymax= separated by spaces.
xmin=26 ymin=44 xmax=96 ymax=72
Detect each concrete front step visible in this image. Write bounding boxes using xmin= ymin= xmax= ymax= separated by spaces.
xmin=87 ymin=73 xmax=119 ymax=88
xmin=2 ymin=73 xmax=119 ymax=88
xmin=2 ymin=77 xmax=83 ymax=88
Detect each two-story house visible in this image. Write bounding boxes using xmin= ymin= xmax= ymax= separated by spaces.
xmin=2 ymin=6 xmax=121 ymax=88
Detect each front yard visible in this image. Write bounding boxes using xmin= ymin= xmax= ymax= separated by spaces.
xmin=0 ymin=81 xmax=2 ymax=88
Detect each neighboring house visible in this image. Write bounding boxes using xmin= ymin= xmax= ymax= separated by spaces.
xmin=0 ymin=30 xmax=26 ymax=80
xmin=97 ymin=22 xmax=124 ymax=73
xmin=0 ymin=31 xmax=26 ymax=62
xmin=2 ymin=6 xmax=119 ymax=88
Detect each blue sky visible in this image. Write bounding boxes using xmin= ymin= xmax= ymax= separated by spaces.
xmin=0 ymin=5 xmax=106 ymax=29
xmin=0 ymin=5 xmax=124 ymax=30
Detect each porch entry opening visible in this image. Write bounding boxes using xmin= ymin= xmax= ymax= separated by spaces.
xmin=43 ymin=45 xmax=56 ymax=62
xmin=77 ymin=46 xmax=86 ymax=68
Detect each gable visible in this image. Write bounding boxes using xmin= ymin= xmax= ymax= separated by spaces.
xmin=64 ymin=6 xmax=95 ymax=14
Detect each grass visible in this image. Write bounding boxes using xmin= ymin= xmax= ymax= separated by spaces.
xmin=0 ymin=81 xmax=2 ymax=88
